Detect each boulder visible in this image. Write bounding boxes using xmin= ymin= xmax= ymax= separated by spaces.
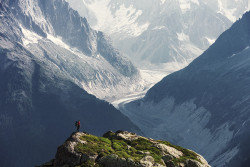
xmin=154 ymin=143 xmax=183 ymax=158
xmin=115 ymin=130 xmax=139 ymax=141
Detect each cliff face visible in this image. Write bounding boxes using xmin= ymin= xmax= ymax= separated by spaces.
xmin=40 ymin=131 xmax=210 ymax=167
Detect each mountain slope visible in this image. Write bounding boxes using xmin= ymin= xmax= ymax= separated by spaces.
xmin=67 ymin=0 xmax=249 ymax=71
xmin=122 ymin=11 xmax=250 ymax=167
xmin=39 ymin=131 xmax=210 ymax=167
xmin=0 ymin=0 xmax=141 ymax=166
xmin=2 ymin=0 xmax=142 ymax=100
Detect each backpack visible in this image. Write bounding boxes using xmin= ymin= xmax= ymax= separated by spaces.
xmin=75 ymin=121 xmax=78 ymax=127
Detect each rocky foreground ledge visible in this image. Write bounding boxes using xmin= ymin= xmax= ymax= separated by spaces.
xmin=39 ymin=131 xmax=210 ymax=167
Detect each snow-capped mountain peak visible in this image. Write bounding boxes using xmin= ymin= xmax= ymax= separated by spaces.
xmin=67 ymin=0 xmax=248 ymax=72
xmin=68 ymin=0 xmax=150 ymax=39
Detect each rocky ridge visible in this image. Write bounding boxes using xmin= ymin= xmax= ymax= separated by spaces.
xmin=40 ymin=131 xmax=210 ymax=167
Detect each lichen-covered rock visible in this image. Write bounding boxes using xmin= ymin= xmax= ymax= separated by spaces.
xmin=139 ymin=155 xmax=155 ymax=166
xmin=154 ymin=143 xmax=183 ymax=158
xmin=115 ymin=130 xmax=139 ymax=141
xmin=39 ymin=131 xmax=211 ymax=167
xmin=139 ymin=155 xmax=165 ymax=167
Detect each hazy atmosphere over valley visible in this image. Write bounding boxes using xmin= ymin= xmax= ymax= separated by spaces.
xmin=0 ymin=0 xmax=250 ymax=167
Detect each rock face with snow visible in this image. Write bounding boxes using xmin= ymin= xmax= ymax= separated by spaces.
xmin=204 ymin=0 xmax=250 ymax=22
xmin=67 ymin=0 xmax=249 ymax=71
xmin=123 ymin=11 xmax=250 ymax=167
xmin=39 ymin=131 xmax=210 ymax=167
xmin=0 ymin=0 xmax=141 ymax=166
xmin=1 ymin=0 xmax=141 ymax=100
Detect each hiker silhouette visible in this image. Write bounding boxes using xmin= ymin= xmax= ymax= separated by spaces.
xmin=75 ymin=120 xmax=80 ymax=132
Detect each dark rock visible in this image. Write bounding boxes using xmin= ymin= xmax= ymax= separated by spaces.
xmin=103 ymin=130 xmax=115 ymax=139
xmin=54 ymin=142 xmax=82 ymax=166
xmin=165 ymin=160 xmax=175 ymax=167
xmin=162 ymin=154 xmax=174 ymax=163
xmin=186 ymin=159 xmax=203 ymax=167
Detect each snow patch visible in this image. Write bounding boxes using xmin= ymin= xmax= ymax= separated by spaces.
xmin=179 ymin=0 xmax=190 ymax=13
xmin=47 ymin=34 xmax=93 ymax=58
xmin=152 ymin=26 xmax=166 ymax=30
xmin=217 ymin=0 xmax=237 ymax=22
xmin=47 ymin=34 xmax=71 ymax=51
xmin=160 ymin=0 xmax=166 ymax=5
xmin=205 ymin=37 xmax=216 ymax=45
xmin=21 ymin=26 xmax=42 ymax=46
xmin=177 ymin=32 xmax=189 ymax=41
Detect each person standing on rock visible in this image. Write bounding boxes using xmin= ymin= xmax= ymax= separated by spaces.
xmin=75 ymin=120 xmax=80 ymax=132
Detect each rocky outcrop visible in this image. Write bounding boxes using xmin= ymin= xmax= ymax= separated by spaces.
xmin=39 ymin=131 xmax=210 ymax=167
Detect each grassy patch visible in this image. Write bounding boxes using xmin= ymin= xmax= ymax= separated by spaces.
xmin=75 ymin=134 xmax=164 ymax=164
xmin=129 ymin=138 xmax=163 ymax=164
xmin=75 ymin=134 xmax=201 ymax=166
xmin=112 ymin=139 xmax=127 ymax=151
xmin=111 ymin=139 xmax=144 ymax=161
xmin=75 ymin=134 xmax=114 ymax=156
